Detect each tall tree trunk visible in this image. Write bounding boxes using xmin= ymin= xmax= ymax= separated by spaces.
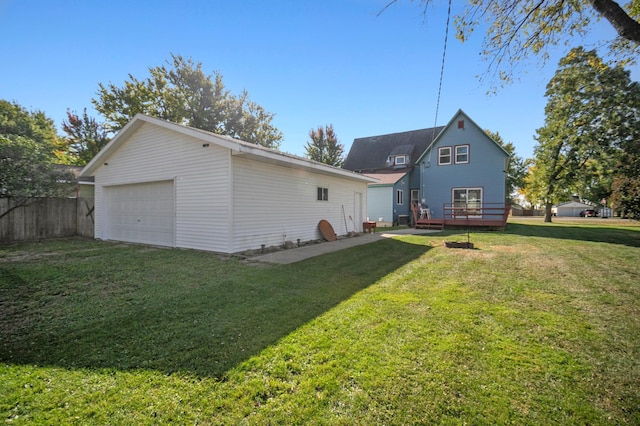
xmin=544 ymin=201 xmax=554 ymax=223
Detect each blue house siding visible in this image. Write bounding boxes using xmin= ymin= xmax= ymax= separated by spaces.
xmin=417 ymin=111 xmax=508 ymax=219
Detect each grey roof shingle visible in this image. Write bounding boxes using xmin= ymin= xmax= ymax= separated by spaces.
xmin=343 ymin=126 xmax=445 ymax=172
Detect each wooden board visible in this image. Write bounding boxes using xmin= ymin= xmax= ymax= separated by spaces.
xmin=318 ymin=219 xmax=337 ymax=242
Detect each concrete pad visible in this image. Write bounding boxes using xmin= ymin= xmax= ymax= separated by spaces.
xmin=251 ymin=228 xmax=440 ymax=264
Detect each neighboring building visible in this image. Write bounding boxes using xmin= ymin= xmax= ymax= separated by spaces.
xmin=344 ymin=110 xmax=510 ymax=227
xmin=80 ymin=114 xmax=375 ymax=253
xmin=553 ymin=201 xmax=594 ymax=217
xmin=53 ymin=164 xmax=94 ymax=198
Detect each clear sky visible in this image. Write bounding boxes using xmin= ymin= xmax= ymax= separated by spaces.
xmin=1 ymin=0 xmax=637 ymax=160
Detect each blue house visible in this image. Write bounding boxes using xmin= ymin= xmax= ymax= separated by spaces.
xmin=344 ymin=110 xmax=510 ymax=228
xmin=343 ymin=125 xmax=444 ymax=225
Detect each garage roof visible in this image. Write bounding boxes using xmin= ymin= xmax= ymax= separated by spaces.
xmin=81 ymin=114 xmax=377 ymax=183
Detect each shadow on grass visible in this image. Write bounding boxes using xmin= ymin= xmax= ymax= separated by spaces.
xmin=0 ymin=237 xmax=430 ymax=378
xmin=502 ymin=222 xmax=640 ymax=248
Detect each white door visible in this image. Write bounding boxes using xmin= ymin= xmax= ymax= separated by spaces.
xmin=104 ymin=180 xmax=175 ymax=247
xmin=354 ymin=192 xmax=363 ymax=232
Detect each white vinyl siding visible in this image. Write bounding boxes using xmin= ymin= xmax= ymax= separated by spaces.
xmin=94 ymin=123 xmax=231 ymax=252
xmin=231 ymin=157 xmax=368 ymax=252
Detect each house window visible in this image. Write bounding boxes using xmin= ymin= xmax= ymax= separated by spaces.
xmin=317 ymin=187 xmax=328 ymax=201
xmin=388 ymin=155 xmax=407 ymax=165
xmin=397 ymin=189 xmax=404 ymax=205
xmin=452 ymin=188 xmax=482 ymax=217
xmin=438 ymin=147 xmax=451 ymax=165
xmin=455 ymin=145 xmax=469 ymax=164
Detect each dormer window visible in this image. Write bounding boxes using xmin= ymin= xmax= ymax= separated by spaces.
xmin=387 ymin=155 xmax=407 ymax=166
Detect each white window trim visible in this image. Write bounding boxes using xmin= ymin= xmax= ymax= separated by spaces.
xmin=452 ymin=187 xmax=483 ymax=218
xmin=397 ymin=189 xmax=404 ymax=205
xmin=395 ymin=155 xmax=406 ymax=165
xmin=438 ymin=146 xmax=452 ymax=165
xmin=455 ymin=144 xmax=470 ymax=164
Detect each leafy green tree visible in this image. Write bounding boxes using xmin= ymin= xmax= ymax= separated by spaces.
xmin=0 ymin=100 xmax=76 ymax=219
xmin=529 ymin=47 xmax=640 ymax=222
xmin=304 ymin=124 xmax=345 ymax=167
xmin=61 ymin=108 xmax=110 ymax=166
xmin=93 ymin=54 xmax=283 ymax=149
xmin=386 ymin=0 xmax=640 ymax=88
xmin=610 ymin=131 xmax=640 ymax=218
xmin=484 ymin=130 xmax=529 ymax=203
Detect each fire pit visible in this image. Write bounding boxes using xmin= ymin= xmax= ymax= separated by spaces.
xmin=444 ymin=241 xmax=474 ymax=249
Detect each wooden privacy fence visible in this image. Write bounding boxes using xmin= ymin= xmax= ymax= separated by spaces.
xmin=0 ymin=197 xmax=94 ymax=242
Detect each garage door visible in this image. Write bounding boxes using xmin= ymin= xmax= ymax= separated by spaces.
xmin=105 ymin=180 xmax=175 ymax=247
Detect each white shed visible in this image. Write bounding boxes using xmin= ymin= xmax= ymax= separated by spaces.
xmin=81 ymin=114 xmax=376 ymax=253
xmin=553 ymin=201 xmax=594 ymax=217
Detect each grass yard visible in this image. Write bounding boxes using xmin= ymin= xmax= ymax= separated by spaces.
xmin=1 ymin=218 xmax=639 ymax=424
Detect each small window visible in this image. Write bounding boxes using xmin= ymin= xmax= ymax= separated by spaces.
xmin=438 ymin=147 xmax=452 ymax=165
xmin=397 ymin=189 xmax=404 ymax=205
xmin=455 ymin=145 xmax=469 ymax=164
xmin=317 ymin=187 xmax=328 ymax=201
xmin=395 ymin=155 xmax=406 ymax=165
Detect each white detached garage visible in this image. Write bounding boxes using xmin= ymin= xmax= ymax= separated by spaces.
xmin=81 ymin=114 xmax=375 ymax=253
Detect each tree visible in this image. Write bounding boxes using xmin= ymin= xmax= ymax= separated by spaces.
xmin=304 ymin=124 xmax=345 ymax=167
xmin=385 ymin=0 xmax=640 ymax=88
xmin=528 ymin=47 xmax=640 ymax=222
xmin=61 ymin=108 xmax=110 ymax=166
xmin=610 ymin=149 xmax=640 ymax=218
xmin=0 ymin=100 xmax=76 ymax=219
xmin=484 ymin=130 xmax=529 ymax=203
xmin=93 ymin=54 xmax=283 ymax=149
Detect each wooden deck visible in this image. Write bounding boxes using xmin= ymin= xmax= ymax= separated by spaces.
xmin=411 ymin=203 xmax=510 ymax=230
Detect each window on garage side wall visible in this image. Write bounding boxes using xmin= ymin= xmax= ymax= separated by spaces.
xmin=317 ymin=187 xmax=328 ymax=201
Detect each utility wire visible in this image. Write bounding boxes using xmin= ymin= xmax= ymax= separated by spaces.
xmin=432 ymin=0 xmax=452 ymax=142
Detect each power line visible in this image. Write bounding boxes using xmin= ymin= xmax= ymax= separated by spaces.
xmin=432 ymin=0 xmax=452 ymax=141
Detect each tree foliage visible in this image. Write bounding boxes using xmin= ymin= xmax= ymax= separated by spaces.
xmin=93 ymin=54 xmax=283 ymax=149
xmin=0 ymin=100 xmax=76 ymax=218
xmin=387 ymin=0 xmax=640 ymax=88
xmin=484 ymin=130 xmax=529 ymax=203
xmin=610 ymin=150 xmax=640 ymax=218
xmin=61 ymin=108 xmax=110 ymax=166
xmin=304 ymin=124 xmax=345 ymax=167
xmin=528 ymin=47 xmax=640 ymax=221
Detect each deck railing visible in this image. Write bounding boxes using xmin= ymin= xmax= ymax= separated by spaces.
xmin=442 ymin=203 xmax=510 ymax=222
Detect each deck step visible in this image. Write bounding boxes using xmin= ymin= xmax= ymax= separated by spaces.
xmin=415 ymin=220 xmax=444 ymax=230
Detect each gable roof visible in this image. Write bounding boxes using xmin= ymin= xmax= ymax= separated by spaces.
xmin=363 ymin=171 xmax=407 ymax=186
xmin=81 ymin=114 xmax=376 ymax=183
xmin=416 ymin=109 xmax=510 ymax=164
xmin=343 ymin=126 xmax=445 ymax=172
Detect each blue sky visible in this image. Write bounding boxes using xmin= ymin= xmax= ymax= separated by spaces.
xmin=1 ymin=0 xmax=637 ymax=160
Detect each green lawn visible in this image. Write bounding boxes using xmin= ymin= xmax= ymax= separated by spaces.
xmin=1 ymin=219 xmax=639 ymax=424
